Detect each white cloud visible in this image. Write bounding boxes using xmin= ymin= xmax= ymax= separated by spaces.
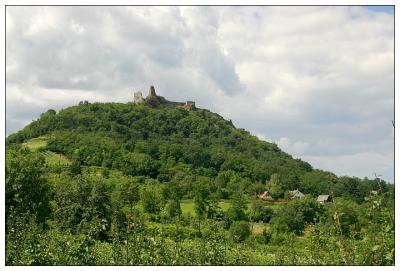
xmin=276 ymin=137 xmax=310 ymax=157
xmin=6 ymin=6 xmax=394 ymax=182
xmin=303 ymin=151 xmax=393 ymax=181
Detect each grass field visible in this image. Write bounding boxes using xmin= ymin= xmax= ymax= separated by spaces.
xmin=43 ymin=151 xmax=71 ymax=165
xmin=180 ymin=199 xmax=235 ymax=215
xmin=180 ymin=199 xmax=283 ymax=216
xmin=23 ymin=137 xmax=71 ymax=165
xmin=181 ymin=199 xmax=196 ymax=215
xmin=23 ymin=137 xmax=48 ymax=150
xmin=251 ymin=223 xmax=269 ymax=234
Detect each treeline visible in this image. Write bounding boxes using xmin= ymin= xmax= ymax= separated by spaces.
xmin=5 ymin=145 xmax=394 ymax=265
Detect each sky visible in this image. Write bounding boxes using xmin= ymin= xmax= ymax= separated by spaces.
xmin=5 ymin=6 xmax=394 ymax=182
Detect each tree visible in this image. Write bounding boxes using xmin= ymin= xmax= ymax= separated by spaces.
xmin=266 ymin=174 xmax=284 ymax=199
xmin=272 ymin=195 xmax=324 ymax=235
xmin=229 ymin=221 xmax=251 ymax=243
xmin=299 ymin=170 xmax=337 ymax=197
xmin=69 ymin=158 xmax=82 ymax=176
xmin=193 ymin=177 xmax=211 ymax=233
xmin=53 ymin=174 xmax=112 ymax=238
xmin=330 ymin=198 xmax=361 ymax=237
xmin=6 ymin=146 xmax=51 ymax=223
xmin=273 ymin=206 xmax=305 ymax=235
xmin=162 ymin=179 xmax=183 ymax=220
xmin=226 ymin=175 xmax=251 ymax=197
xmin=226 ymin=192 xmax=248 ymax=221
xmin=165 ymin=198 xmax=182 ymax=219
xmin=117 ymin=178 xmax=140 ymax=205
xmin=207 ymin=193 xmax=222 ymax=219
xmin=249 ymin=200 xmax=274 ymax=223
xmin=120 ymin=152 xmax=159 ymax=178
xmin=249 ymin=181 xmax=267 ymax=196
xmin=140 ymin=184 xmax=161 ymax=214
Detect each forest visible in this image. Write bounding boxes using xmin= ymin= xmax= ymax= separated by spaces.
xmin=5 ymin=100 xmax=394 ymax=265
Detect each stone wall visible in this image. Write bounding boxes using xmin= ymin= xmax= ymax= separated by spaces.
xmin=133 ymin=86 xmax=196 ymax=110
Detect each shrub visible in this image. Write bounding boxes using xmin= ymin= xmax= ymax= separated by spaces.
xmin=272 ymin=195 xmax=324 ymax=235
xmin=229 ymin=221 xmax=251 ymax=243
xmin=250 ymin=202 xmax=274 ymax=223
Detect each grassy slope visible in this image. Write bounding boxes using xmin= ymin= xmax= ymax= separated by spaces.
xmin=22 ymin=137 xmax=48 ymax=150
xmin=24 ymin=137 xmax=70 ymax=165
xmin=180 ymin=199 xmax=236 ymax=216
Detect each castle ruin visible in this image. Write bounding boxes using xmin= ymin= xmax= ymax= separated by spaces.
xmin=133 ymin=86 xmax=196 ymax=110
xmin=133 ymin=91 xmax=144 ymax=104
xmin=148 ymin=85 xmax=156 ymax=97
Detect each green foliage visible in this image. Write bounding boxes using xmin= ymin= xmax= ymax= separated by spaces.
xmin=266 ymin=174 xmax=284 ymax=198
xmin=229 ymin=221 xmax=251 ymax=243
xmin=6 ymin=145 xmax=51 ymax=223
xmin=299 ymin=170 xmax=336 ymax=197
xmin=8 ymin=101 xmax=312 ymax=188
xmin=69 ymin=159 xmax=82 ymax=176
xmin=118 ymin=152 xmax=159 ymax=178
xmin=249 ymin=200 xmax=274 ymax=223
xmin=226 ymin=193 xmax=248 ymax=222
xmin=52 ymin=174 xmax=112 ymax=236
xmin=329 ymin=198 xmax=361 ymax=237
xmin=272 ymin=195 xmax=324 ymax=235
xmin=23 ymin=137 xmax=48 ymax=151
xmin=114 ymin=176 xmax=141 ymax=205
xmin=165 ymin=198 xmax=182 ymax=219
xmin=193 ymin=177 xmax=210 ymax=219
xmin=140 ymin=183 xmax=161 ymax=214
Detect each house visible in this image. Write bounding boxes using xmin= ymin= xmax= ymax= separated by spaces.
xmin=289 ymin=189 xmax=305 ymax=199
xmin=256 ymin=191 xmax=273 ymax=200
xmin=317 ymin=195 xmax=332 ymax=204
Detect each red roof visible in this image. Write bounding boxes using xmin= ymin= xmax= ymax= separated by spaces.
xmin=257 ymin=191 xmax=270 ymax=198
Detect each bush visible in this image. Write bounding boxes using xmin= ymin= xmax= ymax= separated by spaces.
xmin=140 ymin=185 xmax=161 ymax=214
xmin=69 ymin=159 xmax=82 ymax=176
xmin=250 ymin=202 xmax=274 ymax=223
xmin=229 ymin=221 xmax=251 ymax=243
xmin=272 ymin=195 xmax=324 ymax=235
xmin=248 ymin=229 xmax=272 ymax=245
xmin=328 ymin=198 xmax=361 ymax=237
xmin=226 ymin=193 xmax=248 ymax=221
xmin=6 ymin=146 xmax=51 ymax=223
xmin=165 ymin=199 xmax=182 ymax=219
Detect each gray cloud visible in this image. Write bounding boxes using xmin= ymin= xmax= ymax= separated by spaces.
xmin=6 ymin=6 xmax=394 ymax=182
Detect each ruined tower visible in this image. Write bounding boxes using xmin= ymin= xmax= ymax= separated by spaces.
xmin=148 ymin=85 xmax=156 ymax=97
xmin=145 ymin=85 xmax=161 ymax=107
xmin=184 ymin=101 xmax=196 ymax=110
xmin=133 ymin=91 xmax=144 ymax=104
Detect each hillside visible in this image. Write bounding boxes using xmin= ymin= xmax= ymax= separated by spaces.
xmin=5 ymin=88 xmax=394 ymax=265
xmin=6 ymin=90 xmax=314 ymax=190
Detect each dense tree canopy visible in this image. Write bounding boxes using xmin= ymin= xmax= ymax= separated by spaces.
xmin=6 ymin=146 xmax=51 ymax=223
xmin=6 ymin=102 xmax=314 ymax=188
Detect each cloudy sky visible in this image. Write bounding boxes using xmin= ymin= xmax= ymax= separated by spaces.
xmin=6 ymin=6 xmax=394 ymax=182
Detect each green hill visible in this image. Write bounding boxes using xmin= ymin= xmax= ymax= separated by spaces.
xmin=7 ymin=89 xmax=391 ymax=200
xmin=5 ymin=88 xmax=394 ymax=265
xmin=6 ymin=96 xmax=312 ymax=189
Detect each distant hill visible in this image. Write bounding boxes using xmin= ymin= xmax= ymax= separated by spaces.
xmin=7 ymin=87 xmax=313 ymax=187
xmin=6 ymin=87 xmax=389 ymax=199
